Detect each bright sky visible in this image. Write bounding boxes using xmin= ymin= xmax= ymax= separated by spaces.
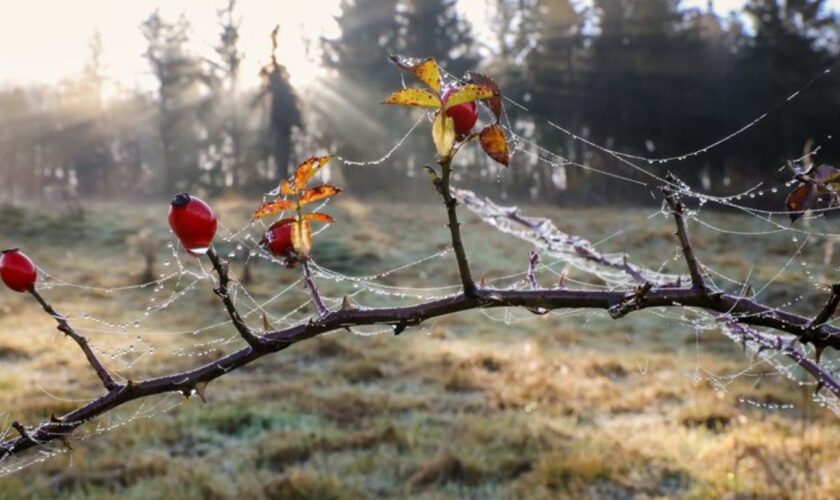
xmin=0 ymin=0 xmax=836 ymax=91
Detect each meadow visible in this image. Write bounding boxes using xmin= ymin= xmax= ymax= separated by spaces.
xmin=0 ymin=196 xmax=839 ymax=499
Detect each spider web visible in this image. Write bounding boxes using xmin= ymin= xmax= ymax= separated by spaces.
xmin=3 ymin=58 xmax=840 ymax=476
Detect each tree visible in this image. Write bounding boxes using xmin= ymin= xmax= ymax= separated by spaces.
xmin=142 ymin=11 xmax=206 ymax=193
xmin=735 ymin=0 xmax=839 ymax=180
xmin=2 ymin=59 xmax=840 ymax=462
xmin=210 ymin=0 xmax=247 ymax=190
xmin=55 ymin=31 xmax=113 ymax=199
xmin=255 ymin=26 xmax=302 ymax=186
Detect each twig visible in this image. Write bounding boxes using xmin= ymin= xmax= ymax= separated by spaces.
xmin=724 ymin=320 xmax=840 ymax=399
xmin=663 ymin=172 xmax=707 ymax=292
xmin=608 ymin=282 xmax=653 ymax=319
xmin=302 ymin=259 xmax=329 ymax=318
xmin=206 ymin=247 xmax=266 ymax=350
xmin=527 ymin=251 xmax=540 ymax=290
xmin=436 ymin=158 xmax=477 ymax=297
xmin=29 ymin=288 xmax=121 ymax=391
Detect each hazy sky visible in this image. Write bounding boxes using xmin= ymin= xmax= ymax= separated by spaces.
xmin=0 ymin=0 xmax=835 ymax=91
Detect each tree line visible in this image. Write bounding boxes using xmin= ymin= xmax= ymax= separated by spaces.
xmin=0 ymin=0 xmax=838 ymax=205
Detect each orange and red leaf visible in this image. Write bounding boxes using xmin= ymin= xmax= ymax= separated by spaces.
xmin=465 ymin=72 xmax=503 ymax=122
xmin=479 ymin=124 xmax=509 ymax=166
xmin=299 ymin=185 xmax=341 ymax=206
xmin=304 ymin=212 xmax=335 ymax=224
xmin=253 ymin=199 xmax=295 ymax=219
xmin=294 ymin=156 xmax=332 ymax=192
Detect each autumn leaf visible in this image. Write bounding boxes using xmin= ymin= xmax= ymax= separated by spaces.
xmin=388 ymin=54 xmax=442 ymax=94
xmin=786 ymin=183 xmax=816 ymax=223
xmin=279 ymin=180 xmax=294 ymax=196
xmin=444 ymin=84 xmax=494 ymax=109
xmin=383 ymin=88 xmax=441 ymax=108
xmin=291 ymin=220 xmax=312 ymax=257
xmin=432 ymin=112 xmax=455 ymax=160
xmin=304 ymin=212 xmax=335 ymax=224
xmin=299 ymin=185 xmax=341 ymax=206
xmin=465 ymin=72 xmax=503 ymax=122
xmin=479 ymin=124 xmax=509 ymax=166
xmin=294 ymin=155 xmax=332 ymax=192
xmin=253 ymin=199 xmax=295 ymax=219
xmin=407 ymin=58 xmax=442 ymax=94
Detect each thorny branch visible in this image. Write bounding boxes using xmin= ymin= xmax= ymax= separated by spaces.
xmin=4 ymin=180 xmax=840 ymax=462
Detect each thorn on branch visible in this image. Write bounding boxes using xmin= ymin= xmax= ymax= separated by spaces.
xmin=11 ymin=421 xmax=28 ymax=440
xmin=608 ymin=282 xmax=653 ymax=319
xmin=393 ymin=320 xmax=408 ymax=336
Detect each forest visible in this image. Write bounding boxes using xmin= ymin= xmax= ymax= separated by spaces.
xmin=0 ymin=0 xmax=838 ymax=207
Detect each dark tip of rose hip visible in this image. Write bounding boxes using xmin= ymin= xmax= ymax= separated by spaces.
xmin=171 ymin=192 xmax=191 ymax=208
xmin=1 ymin=248 xmax=19 ymax=254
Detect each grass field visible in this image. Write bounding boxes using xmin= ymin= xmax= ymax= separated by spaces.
xmin=1 ymin=196 xmax=839 ymax=499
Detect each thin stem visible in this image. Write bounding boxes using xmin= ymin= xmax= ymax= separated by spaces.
xmin=29 ymin=288 xmax=120 ymax=391
xmin=663 ymin=173 xmax=707 ymax=291
xmin=206 ymin=247 xmax=266 ymax=350
xmin=438 ymin=158 xmax=477 ymax=297
xmin=302 ymin=259 xmax=328 ymax=318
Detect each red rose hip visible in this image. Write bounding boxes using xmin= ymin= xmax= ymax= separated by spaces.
xmin=0 ymin=248 xmax=37 ymax=292
xmin=442 ymin=86 xmax=478 ymax=137
xmin=261 ymin=223 xmax=298 ymax=267
xmin=168 ymin=193 xmax=217 ymax=255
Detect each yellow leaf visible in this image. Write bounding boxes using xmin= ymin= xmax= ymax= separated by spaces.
xmin=479 ymin=124 xmax=509 ymax=166
xmin=253 ymin=199 xmax=295 ymax=219
xmin=383 ymin=88 xmax=441 ymax=108
xmin=294 ymin=156 xmax=332 ymax=191
xmin=279 ymin=180 xmax=294 ymax=196
xmin=304 ymin=212 xmax=335 ymax=224
xmin=409 ymin=58 xmax=441 ymax=94
xmin=291 ymin=220 xmax=312 ymax=257
xmin=444 ymin=84 xmax=495 ymax=109
xmin=299 ymin=185 xmax=341 ymax=206
xmin=432 ymin=112 xmax=455 ymax=160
